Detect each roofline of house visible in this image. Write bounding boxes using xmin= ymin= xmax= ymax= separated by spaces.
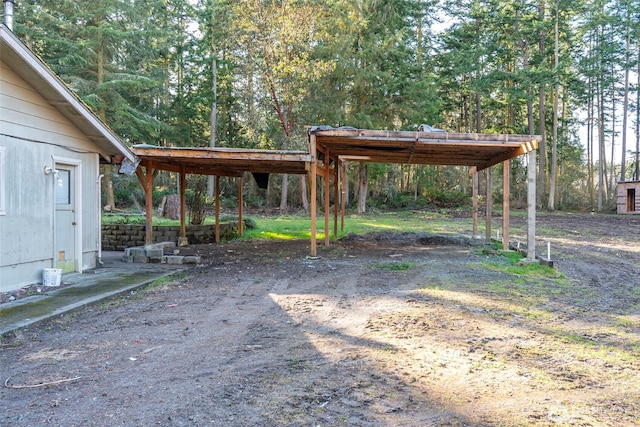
xmin=0 ymin=24 xmax=137 ymax=164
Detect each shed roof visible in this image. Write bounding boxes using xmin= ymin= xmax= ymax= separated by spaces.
xmin=309 ymin=127 xmax=539 ymax=172
xmin=130 ymin=127 xmax=539 ymax=179
xmin=0 ymin=25 xmax=136 ymax=164
xmin=131 ymin=145 xmax=312 ymax=176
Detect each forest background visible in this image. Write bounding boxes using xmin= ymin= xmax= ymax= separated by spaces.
xmin=13 ymin=0 xmax=640 ymax=217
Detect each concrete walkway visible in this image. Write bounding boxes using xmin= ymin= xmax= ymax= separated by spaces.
xmin=0 ymin=252 xmax=189 ymax=336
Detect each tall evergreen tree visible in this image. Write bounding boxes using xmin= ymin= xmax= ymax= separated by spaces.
xmin=11 ymin=0 xmax=636 ymax=211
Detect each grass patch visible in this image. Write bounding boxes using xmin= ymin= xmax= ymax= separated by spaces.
xmin=140 ymin=273 xmax=189 ymax=292
xmin=552 ymin=330 xmax=596 ymax=346
xmin=614 ymin=316 xmax=638 ymax=330
xmin=480 ymin=249 xmax=563 ymax=278
xmin=493 ymin=261 xmax=561 ymax=277
xmin=104 ymin=210 xmax=476 ymax=241
xmin=372 ymin=260 xmax=417 ymax=271
xmin=239 ymin=211 xmax=473 ymax=241
xmin=240 ymin=212 xmax=436 ymax=241
xmin=242 ymin=216 xmax=318 ymax=240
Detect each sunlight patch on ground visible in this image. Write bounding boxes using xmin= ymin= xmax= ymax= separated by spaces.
xmin=257 ymin=230 xmax=320 ymax=240
xmin=266 ymin=262 xmax=640 ymax=425
xmin=417 ymin=287 xmax=552 ymax=320
xmin=267 ymin=291 xmax=565 ymax=425
xmin=356 ymin=221 xmax=401 ymax=230
xmin=536 ymin=234 xmax=640 ymax=254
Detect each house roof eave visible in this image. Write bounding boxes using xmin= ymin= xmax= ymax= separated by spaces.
xmin=0 ymin=25 xmax=136 ymax=165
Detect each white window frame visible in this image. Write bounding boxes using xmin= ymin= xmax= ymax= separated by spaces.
xmin=0 ymin=146 xmax=5 ymax=216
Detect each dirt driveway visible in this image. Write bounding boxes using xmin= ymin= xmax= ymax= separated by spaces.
xmin=1 ymin=212 xmax=639 ymax=426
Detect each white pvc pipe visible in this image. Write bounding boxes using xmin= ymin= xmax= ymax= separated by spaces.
xmin=97 ymin=173 xmax=104 ymax=265
xmin=547 ymin=241 xmax=551 ymax=260
xmin=3 ymin=0 xmax=14 ymax=31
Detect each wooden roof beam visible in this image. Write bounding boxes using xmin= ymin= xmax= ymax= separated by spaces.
xmin=132 ymin=146 xmax=310 ymax=162
xmin=469 ymin=139 xmax=539 ymax=173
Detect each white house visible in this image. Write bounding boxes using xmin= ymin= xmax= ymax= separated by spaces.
xmin=0 ymin=23 xmax=137 ymax=293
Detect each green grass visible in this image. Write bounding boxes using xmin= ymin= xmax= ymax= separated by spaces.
xmin=241 ymin=216 xmax=319 ymax=240
xmin=140 ymin=272 xmax=189 ymax=292
xmin=478 ymin=247 xmax=563 ymax=278
xmin=484 ymin=257 xmax=563 ymax=278
xmin=372 ymin=260 xmax=417 ymax=271
xmin=103 ymin=210 xmax=473 ymax=240
xmin=238 ymin=211 xmax=471 ymax=241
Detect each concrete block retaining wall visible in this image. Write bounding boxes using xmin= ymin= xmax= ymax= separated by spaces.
xmin=122 ymin=242 xmax=202 ymax=264
xmin=102 ymin=223 xmax=239 ymax=251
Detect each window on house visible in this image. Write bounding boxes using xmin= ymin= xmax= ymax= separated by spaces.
xmin=0 ymin=146 xmax=5 ymax=215
xmin=55 ymin=168 xmax=71 ymax=205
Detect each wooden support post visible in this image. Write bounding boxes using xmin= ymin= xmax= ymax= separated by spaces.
xmin=527 ymin=150 xmax=537 ymax=260
xmin=144 ymin=161 xmax=154 ymax=244
xmin=324 ymin=149 xmax=330 ymax=247
xmin=310 ymin=134 xmax=317 ymax=257
xmin=472 ymin=171 xmax=479 ymax=237
xmin=333 ymin=158 xmax=339 ymax=239
xmin=485 ymin=167 xmax=492 ymax=243
xmin=341 ymin=160 xmax=347 ymax=232
xmin=179 ymin=168 xmax=188 ymax=246
xmin=135 ymin=168 xmax=146 ymax=194
xmin=238 ymin=176 xmax=243 ymax=237
xmin=215 ymin=175 xmax=220 ymax=243
xmin=502 ymin=160 xmax=510 ymax=250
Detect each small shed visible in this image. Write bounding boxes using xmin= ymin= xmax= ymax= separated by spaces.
xmin=0 ymin=24 xmax=136 ymax=292
xmin=617 ymin=181 xmax=640 ymax=214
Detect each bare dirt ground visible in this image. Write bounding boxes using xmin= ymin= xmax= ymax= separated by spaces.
xmin=1 ymin=211 xmax=639 ymax=426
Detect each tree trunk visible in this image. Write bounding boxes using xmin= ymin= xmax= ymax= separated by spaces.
xmin=163 ymin=194 xmax=180 ymax=220
xmin=357 ymin=162 xmax=368 ymax=214
xmin=620 ymin=6 xmax=630 ymax=181
xmin=280 ymin=174 xmax=288 ymax=211
xmin=475 ymin=90 xmax=481 ymax=133
xmin=208 ymin=58 xmax=217 ymax=197
xmin=609 ymin=82 xmax=616 ymax=197
xmin=524 ymin=35 xmax=534 ymax=137
xmin=344 ymin=166 xmax=350 ymax=206
xmin=597 ymin=74 xmax=607 ymax=211
xmin=103 ymin=166 xmax=115 ymax=210
xmin=299 ymin=175 xmax=308 ymax=211
xmin=587 ymin=67 xmax=595 ymax=208
xmin=547 ymin=9 xmax=559 ymax=211
xmin=96 ymin=41 xmax=116 ymax=210
xmin=560 ymin=83 xmax=569 ymax=205
xmin=636 ymin=46 xmax=640 ymax=181
xmin=537 ymin=0 xmax=547 ymax=209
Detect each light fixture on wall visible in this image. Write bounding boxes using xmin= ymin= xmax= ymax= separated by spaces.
xmin=44 ymin=166 xmax=63 ymax=186
xmin=44 ymin=166 xmax=57 ymax=175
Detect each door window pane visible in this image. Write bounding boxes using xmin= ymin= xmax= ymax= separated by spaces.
xmin=55 ymin=169 xmax=71 ymax=205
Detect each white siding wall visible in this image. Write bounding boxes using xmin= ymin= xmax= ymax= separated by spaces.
xmin=0 ymin=60 xmax=101 ymax=292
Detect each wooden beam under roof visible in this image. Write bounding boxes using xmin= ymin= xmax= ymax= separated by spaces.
xmin=131 ymin=145 xmax=312 ymax=176
xmin=310 ymin=127 xmax=540 ymax=171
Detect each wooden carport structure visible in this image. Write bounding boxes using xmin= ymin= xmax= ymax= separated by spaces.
xmin=131 ymin=145 xmax=312 ymax=246
xmin=131 ymin=127 xmax=539 ymax=259
xmin=308 ymin=127 xmax=540 ymax=259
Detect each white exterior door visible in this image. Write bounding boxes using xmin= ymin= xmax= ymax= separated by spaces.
xmin=55 ymin=164 xmax=77 ymax=272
